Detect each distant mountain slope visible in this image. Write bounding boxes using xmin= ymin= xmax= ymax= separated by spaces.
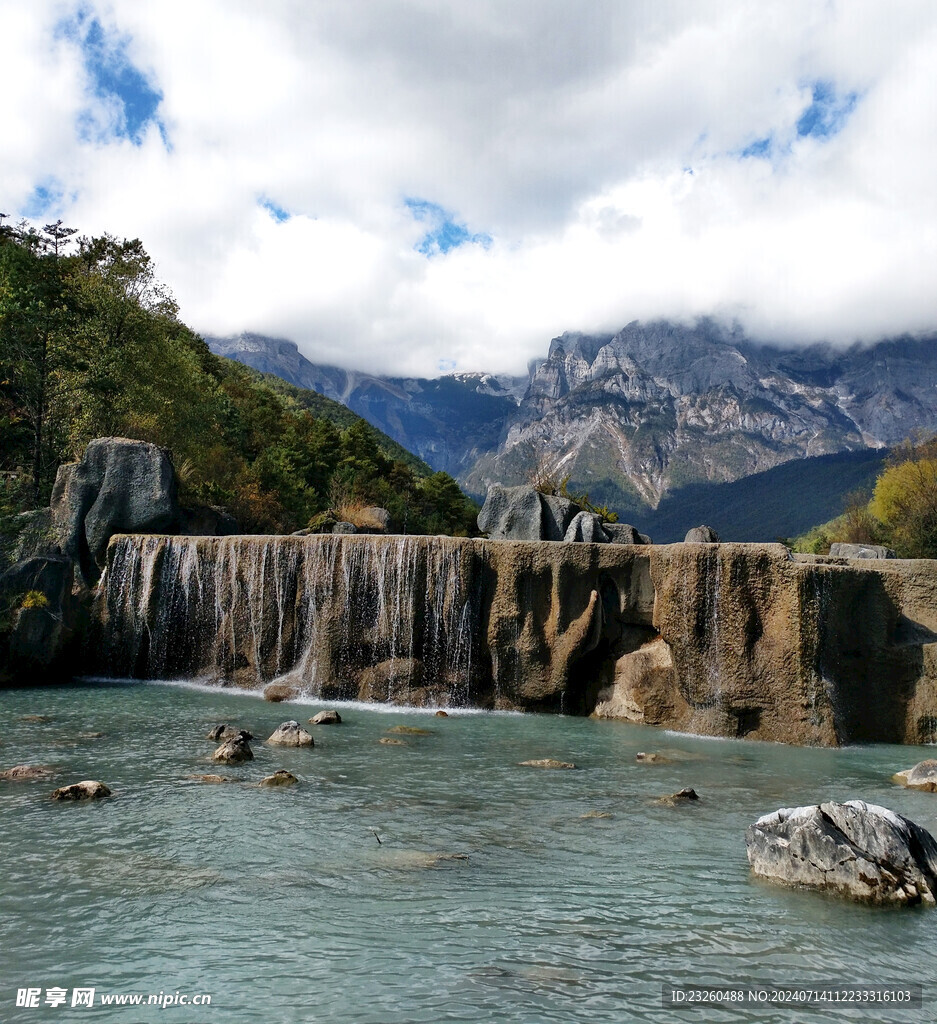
xmin=635 ymin=447 xmax=889 ymax=543
xmin=207 ymin=323 xmax=937 ymax=537
xmin=207 ymin=333 xmax=526 ymax=476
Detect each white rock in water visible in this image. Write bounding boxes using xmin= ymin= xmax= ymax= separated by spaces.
xmin=746 ymin=800 xmax=937 ymax=906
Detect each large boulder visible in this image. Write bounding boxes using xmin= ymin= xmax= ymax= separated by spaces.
xmin=746 ymin=801 xmax=937 ymax=905
xmin=563 ymin=511 xmax=610 ymax=544
xmin=829 ymin=543 xmax=896 ymax=559
xmin=477 ymin=485 xmax=576 ymax=541
xmin=51 ymin=438 xmax=180 ymax=584
xmin=604 ymin=523 xmax=650 ymax=545
xmin=685 ymin=525 xmax=720 ymax=543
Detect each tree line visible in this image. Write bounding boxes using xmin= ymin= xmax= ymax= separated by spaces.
xmin=0 ymin=220 xmax=478 ymax=536
xmin=794 ymin=435 xmax=937 ymax=558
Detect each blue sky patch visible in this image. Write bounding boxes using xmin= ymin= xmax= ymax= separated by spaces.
xmin=57 ymin=6 xmax=165 ymax=146
xmin=796 ymin=81 xmax=858 ymax=140
xmin=260 ymin=198 xmax=291 ymax=223
xmin=405 ymin=197 xmax=491 ymax=256
xmin=21 ymin=181 xmax=66 ymax=219
xmin=740 ymin=136 xmax=772 ymax=159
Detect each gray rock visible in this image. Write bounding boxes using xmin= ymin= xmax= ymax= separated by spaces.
xmin=540 ymin=494 xmax=578 ymax=541
xmin=51 ymin=780 xmax=111 ymax=801
xmin=51 ymin=438 xmax=179 ymax=584
xmin=212 ymin=736 xmax=254 ymax=763
xmin=478 ymin=484 xmax=546 ymax=541
xmin=893 ymin=759 xmax=937 ymax=792
xmin=685 ymin=525 xmax=720 ymax=543
xmin=477 ymin=484 xmax=578 ymax=541
xmin=746 ymin=801 xmax=937 ymax=905
xmin=267 ymin=720 xmax=314 ymax=747
xmin=309 ymin=710 xmax=342 ymax=725
xmin=605 ymin=523 xmax=649 ymax=545
xmin=518 ymin=758 xmax=577 ymax=769
xmin=563 ymin=511 xmax=610 ymax=544
xmin=332 ymin=522 xmax=357 ymax=535
xmin=829 ymin=543 xmax=896 ymax=559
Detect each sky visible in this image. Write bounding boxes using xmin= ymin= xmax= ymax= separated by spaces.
xmin=3 ymin=1 xmax=937 ymax=377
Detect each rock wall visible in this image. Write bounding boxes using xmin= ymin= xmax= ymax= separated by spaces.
xmin=87 ymin=534 xmax=937 ymax=746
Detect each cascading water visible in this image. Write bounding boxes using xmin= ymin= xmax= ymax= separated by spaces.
xmin=95 ymin=534 xmax=485 ymax=705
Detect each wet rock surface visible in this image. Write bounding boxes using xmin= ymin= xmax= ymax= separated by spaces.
xmin=309 ymin=710 xmax=342 ymax=725
xmin=893 ymin=759 xmax=937 ymax=792
xmin=746 ymin=801 xmax=937 ymax=905
xmin=266 ymin=721 xmax=314 ymax=747
xmin=518 ymin=758 xmax=577 ymax=769
xmin=260 ymin=770 xmax=299 ymax=788
xmin=212 ymin=735 xmax=254 ymax=763
xmin=51 ymin=780 xmax=111 ymax=801
xmin=1 ymin=764 xmax=56 ymax=781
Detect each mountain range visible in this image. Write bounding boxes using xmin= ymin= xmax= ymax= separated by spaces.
xmin=207 ymin=321 xmax=937 ymax=540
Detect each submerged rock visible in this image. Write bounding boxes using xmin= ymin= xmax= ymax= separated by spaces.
xmin=51 ymin=780 xmax=111 ymax=801
xmin=309 ymin=710 xmax=342 ymax=726
xmin=746 ymin=801 xmax=937 ymax=905
xmin=1 ymin=764 xmax=56 ymax=781
xmin=379 ymin=737 xmax=408 ymax=746
xmin=435 ymin=710 xmax=449 ymax=718
xmin=580 ymin=810 xmax=612 ymax=819
xmin=267 ymin=721 xmax=314 ymax=747
xmin=385 ymin=725 xmax=433 ymax=736
xmin=19 ymin=714 xmax=53 ymax=723
xmin=656 ymin=787 xmax=700 ymax=806
xmin=893 ymin=760 xmax=937 ymax=792
xmin=635 ymin=751 xmax=672 ymax=764
xmin=188 ymin=774 xmax=234 ymax=784
xmin=518 ymin=758 xmax=577 ymax=769
xmin=260 ymin=770 xmax=299 ymax=788
xmin=212 ymin=736 xmax=254 ymax=763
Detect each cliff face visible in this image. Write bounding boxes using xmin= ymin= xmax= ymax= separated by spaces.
xmin=89 ymin=534 xmax=937 ymax=746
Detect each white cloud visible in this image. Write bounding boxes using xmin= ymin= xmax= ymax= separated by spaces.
xmin=3 ymin=0 xmax=937 ymax=376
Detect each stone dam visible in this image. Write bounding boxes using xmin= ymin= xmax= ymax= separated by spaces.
xmin=86 ymin=532 xmax=937 ymax=747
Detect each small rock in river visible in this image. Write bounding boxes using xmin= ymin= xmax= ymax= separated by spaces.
xmin=309 ymin=710 xmax=342 ymax=726
xmin=51 ymin=780 xmax=111 ymax=801
xmin=518 ymin=759 xmax=577 ymax=770
xmin=1 ymin=764 xmax=56 ymax=781
xmin=260 ymin=769 xmax=299 ymax=788
xmin=267 ymin=721 xmax=314 ymax=747
xmin=893 ymin=760 xmax=937 ymax=792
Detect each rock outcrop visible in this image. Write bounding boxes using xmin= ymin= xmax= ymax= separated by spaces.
xmin=564 ymin=512 xmax=610 ymax=544
xmin=89 ymin=533 xmax=937 ymax=746
xmin=746 ymin=801 xmax=937 ymax=905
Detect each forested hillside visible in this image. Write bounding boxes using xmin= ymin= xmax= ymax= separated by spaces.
xmin=0 ymin=221 xmax=477 ymax=536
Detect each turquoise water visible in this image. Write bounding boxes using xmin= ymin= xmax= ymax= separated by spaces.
xmin=1 ymin=680 xmax=935 ymax=1023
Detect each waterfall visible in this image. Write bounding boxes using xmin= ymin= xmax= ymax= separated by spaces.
xmin=95 ymin=534 xmax=484 ymax=704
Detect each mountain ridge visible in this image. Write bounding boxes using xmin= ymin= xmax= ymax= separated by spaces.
xmin=206 ymin=321 xmax=937 ymax=530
